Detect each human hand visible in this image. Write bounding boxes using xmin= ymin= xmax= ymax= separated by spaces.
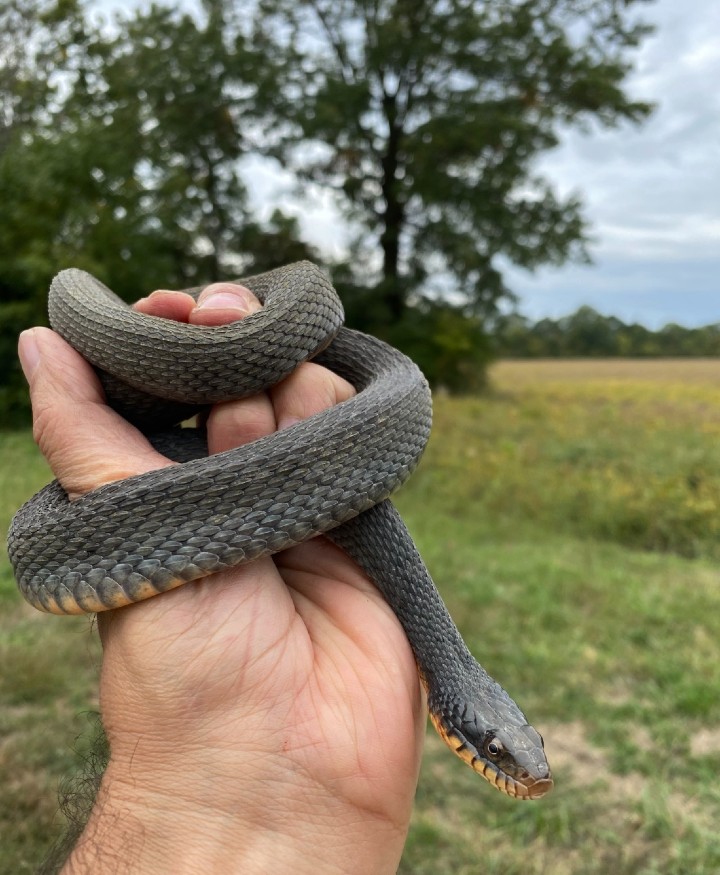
xmin=18 ymin=282 xmax=425 ymax=875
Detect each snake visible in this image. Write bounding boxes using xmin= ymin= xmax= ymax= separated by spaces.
xmin=8 ymin=260 xmax=553 ymax=800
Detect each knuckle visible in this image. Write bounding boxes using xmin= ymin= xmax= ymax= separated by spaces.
xmin=31 ymin=398 xmax=60 ymax=454
xmin=273 ymin=362 xmax=356 ymax=424
xmin=207 ymin=396 xmax=276 ymax=451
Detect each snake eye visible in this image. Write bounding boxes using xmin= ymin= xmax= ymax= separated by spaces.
xmin=486 ymin=738 xmax=504 ymax=758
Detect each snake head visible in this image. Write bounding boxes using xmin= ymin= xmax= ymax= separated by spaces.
xmin=429 ymin=681 xmax=553 ymax=799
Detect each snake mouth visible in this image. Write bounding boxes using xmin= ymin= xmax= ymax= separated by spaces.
xmin=501 ymin=771 xmax=554 ymax=800
xmin=429 ymin=710 xmax=553 ymax=800
xmin=466 ymin=748 xmax=553 ymax=800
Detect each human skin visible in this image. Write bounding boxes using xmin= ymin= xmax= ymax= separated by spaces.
xmin=17 ymin=282 xmax=425 ymax=875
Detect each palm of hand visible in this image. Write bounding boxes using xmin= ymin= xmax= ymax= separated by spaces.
xmin=98 ymin=534 xmax=423 ymax=820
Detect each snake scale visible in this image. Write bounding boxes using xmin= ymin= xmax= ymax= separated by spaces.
xmin=8 ymin=261 xmax=552 ymax=799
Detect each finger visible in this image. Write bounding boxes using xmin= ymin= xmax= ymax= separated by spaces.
xmin=18 ymin=328 xmax=171 ymax=500
xmin=135 ymin=285 xmax=355 ymax=462
xmin=190 ymin=283 xmax=262 ymax=326
xmin=271 ymin=363 xmax=356 ymax=432
xmin=207 ymin=364 xmax=356 ymax=456
xmin=135 ymin=282 xmax=271 ymax=452
xmin=206 ymin=395 xmax=277 ymax=456
xmin=134 ymin=290 xmax=196 ymax=322
xmin=133 ymin=283 xmax=262 ymax=326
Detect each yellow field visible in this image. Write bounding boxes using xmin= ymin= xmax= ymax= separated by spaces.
xmin=493 ymin=357 xmax=720 ymax=386
xmin=4 ymin=357 xmax=720 ymax=874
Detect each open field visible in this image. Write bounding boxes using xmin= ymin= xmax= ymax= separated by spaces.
xmin=3 ymin=359 xmax=720 ymax=873
xmin=494 ymin=357 xmax=720 ymax=385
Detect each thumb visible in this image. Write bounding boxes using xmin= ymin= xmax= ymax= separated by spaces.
xmin=18 ymin=327 xmax=172 ymax=500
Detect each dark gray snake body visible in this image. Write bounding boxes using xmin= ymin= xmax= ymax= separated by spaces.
xmin=8 ymin=261 xmax=552 ymax=799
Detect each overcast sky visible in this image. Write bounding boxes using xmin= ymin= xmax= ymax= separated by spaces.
xmin=504 ymin=0 xmax=720 ymax=327
xmin=97 ymin=0 xmax=719 ymax=328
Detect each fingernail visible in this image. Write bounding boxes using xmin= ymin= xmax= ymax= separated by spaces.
xmin=277 ymin=415 xmax=301 ymax=431
xmin=197 ymin=285 xmax=261 ymax=314
xmin=18 ymin=329 xmax=41 ymax=381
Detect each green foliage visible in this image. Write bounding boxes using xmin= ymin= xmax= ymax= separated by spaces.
xmin=0 ymin=0 xmax=84 ymax=150
xmin=0 ymin=2 xmax=325 ymax=425
xmin=384 ymin=303 xmax=493 ymax=393
xmin=0 ymin=302 xmax=40 ymax=428
xmin=495 ymin=306 xmax=720 ymax=358
xmin=73 ymin=3 xmax=253 ymax=286
xmin=339 ymin=279 xmax=493 ymax=391
xmin=0 ymin=3 xmax=318 ymax=297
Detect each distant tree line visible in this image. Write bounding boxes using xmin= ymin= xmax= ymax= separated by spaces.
xmin=494 ymin=305 xmax=720 ymax=358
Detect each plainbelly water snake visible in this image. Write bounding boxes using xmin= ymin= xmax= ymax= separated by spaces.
xmin=7 ymin=261 xmax=552 ymax=800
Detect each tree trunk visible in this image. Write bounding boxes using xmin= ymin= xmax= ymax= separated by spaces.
xmin=379 ymin=94 xmax=405 ymax=321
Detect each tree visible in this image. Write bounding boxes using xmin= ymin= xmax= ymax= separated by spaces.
xmin=493 ymin=307 xmax=720 ymax=359
xmin=0 ymin=1 xmax=316 ymax=423
xmin=254 ymin=0 xmax=653 ymax=330
xmin=0 ymin=0 xmax=90 ymax=424
xmin=559 ymin=305 xmax=622 ymax=356
xmin=0 ymin=0 xmax=84 ymax=154
xmin=47 ymin=2 xmax=320 ymax=297
xmin=0 ymin=3 xmax=321 ymax=301
xmin=0 ymin=0 xmax=87 ymax=298
xmin=0 ymin=0 xmax=658 ymax=422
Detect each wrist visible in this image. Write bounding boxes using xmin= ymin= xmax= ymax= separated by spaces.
xmin=62 ymin=753 xmax=408 ymax=875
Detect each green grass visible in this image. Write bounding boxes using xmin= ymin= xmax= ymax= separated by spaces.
xmin=3 ymin=359 xmax=720 ymax=873
xmin=1 ymin=433 xmax=101 ymax=873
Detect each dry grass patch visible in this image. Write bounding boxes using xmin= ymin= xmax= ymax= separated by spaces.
xmin=493 ymin=358 xmax=720 ymax=386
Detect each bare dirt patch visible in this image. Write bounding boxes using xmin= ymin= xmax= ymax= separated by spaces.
xmin=690 ymin=727 xmax=720 ymax=757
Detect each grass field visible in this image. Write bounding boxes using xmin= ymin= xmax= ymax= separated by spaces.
xmin=3 ymin=358 xmax=720 ymax=873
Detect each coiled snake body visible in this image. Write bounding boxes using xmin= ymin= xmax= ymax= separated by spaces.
xmin=8 ymin=261 xmax=552 ymax=799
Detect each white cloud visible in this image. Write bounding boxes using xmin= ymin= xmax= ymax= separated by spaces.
xmin=515 ymin=0 xmax=720 ymax=325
